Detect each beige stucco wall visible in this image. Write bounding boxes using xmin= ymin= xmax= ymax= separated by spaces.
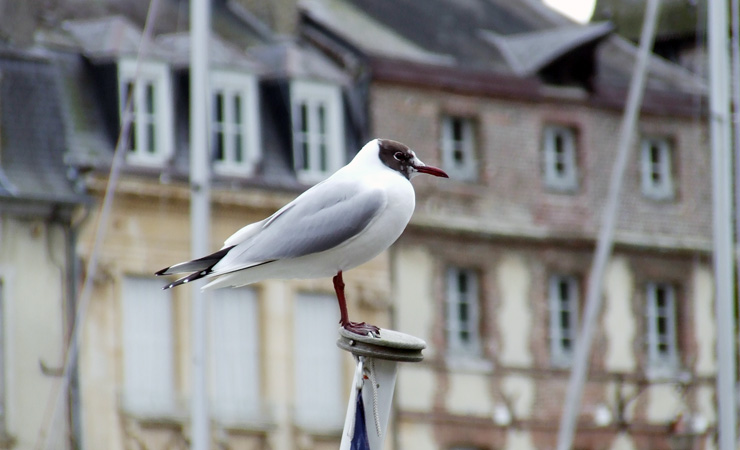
xmin=0 ymin=216 xmax=70 ymax=449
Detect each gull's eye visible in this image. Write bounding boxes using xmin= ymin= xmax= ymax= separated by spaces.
xmin=394 ymin=152 xmax=405 ymax=161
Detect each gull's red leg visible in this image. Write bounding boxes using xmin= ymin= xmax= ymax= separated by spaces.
xmin=333 ymin=271 xmax=380 ymax=337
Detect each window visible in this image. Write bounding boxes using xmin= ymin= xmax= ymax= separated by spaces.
xmin=542 ymin=125 xmax=578 ymax=191
xmin=445 ymin=267 xmax=481 ymax=356
xmin=441 ymin=116 xmax=477 ymax=180
xmin=548 ymin=275 xmax=579 ymax=367
xmin=209 ymin=288 xmax=260 ymax=424
xmin=118 ymin=58 xmax=173 ymax=166
xmin=211 ymin=71 xmax=261 ymax=176
xmin=121 ymin=277 xmax=176 ymax=416
xmin=291 ymin=80 xmax=344 ymax=183
xmin=640 ymin=137 xmax=674 ymax=200
xmin=293 ymin=293 xmax=344 ymax=431
xmin=645 ymin=282 xmax=679 ymax=372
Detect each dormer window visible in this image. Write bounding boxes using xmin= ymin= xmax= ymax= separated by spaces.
xmin=118 ymin=58 xmax=173 ymax=166
xmin=291 ymin=80 xmax=344 ymax=184
xmin=211 ymin=71 xmax=260 ymax=176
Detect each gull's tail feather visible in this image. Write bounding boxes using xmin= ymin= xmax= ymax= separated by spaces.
xmin=155 ymin=245 xmax=235 ymax=289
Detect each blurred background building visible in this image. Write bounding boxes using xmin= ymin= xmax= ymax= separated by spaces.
xmin=0 ymin=0 xmax=715 ymax=449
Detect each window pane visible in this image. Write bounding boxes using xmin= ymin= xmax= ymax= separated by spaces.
xmin=145 ymin=83 xmax=155 ymax=114
xmin=300 ymin=102 xmax=308 ymax=134
xmin=459 ymin=301 xmax=469 ymax=323
xmin=235 ymin=134 xmax=243 ymax=163
xmin=214 ymin=92 xmax=224 ymax=122
xmin=233 ymin=94 xmax=242 ymax=124
xmin=146 ymin=122 xmax=156 ymax=154
xmin=452 ymin=117 xmax=463 ymax=141
xmin=317 ymin=104 xmax=326 ymax=134
xmin=214 ymin=131 xmax=224 ymax=161
xmin=128 ymin=122 xmax=137 ymax=153
xmin=458 ymin=271 xmax=468 ymax=294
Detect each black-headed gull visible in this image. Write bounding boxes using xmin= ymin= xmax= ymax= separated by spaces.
xmin=156 ymin=139 xmax=448 ymax=336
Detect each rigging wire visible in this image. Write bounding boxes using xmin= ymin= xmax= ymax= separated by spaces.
xmin=34 ymin=1 xmax=163 ymax=448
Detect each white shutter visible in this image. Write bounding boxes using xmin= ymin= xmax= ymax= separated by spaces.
xmin=209 ymin=288 xmax=260 ymax=423
xmin=122 ymin=277 xmax=175 ymax=416
xmin=293 ymin=293 xmax=344 ymax=430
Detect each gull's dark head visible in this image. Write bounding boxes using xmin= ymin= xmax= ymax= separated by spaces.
xmin=377 ymin=139 xmax=449 ymax=180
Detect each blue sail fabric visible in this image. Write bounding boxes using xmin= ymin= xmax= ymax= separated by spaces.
xmin=351 ymin=390 xmax=370 ymax=450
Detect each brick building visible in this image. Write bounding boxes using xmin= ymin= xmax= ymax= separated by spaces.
xmin=299 ymin=0 xmax=713 ymax=449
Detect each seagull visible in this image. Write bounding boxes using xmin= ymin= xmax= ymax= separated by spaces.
xmin=156 ymin=139 xmax=448 ymax=336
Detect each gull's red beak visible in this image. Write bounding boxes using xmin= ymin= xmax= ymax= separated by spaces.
xmin=415 ymin=165 xmax=449 ymax=178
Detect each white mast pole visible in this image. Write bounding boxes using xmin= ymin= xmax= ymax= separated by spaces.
xmin=709 ymin=0 xmax=736 ymax=448
xmin=190 ymin=0 xmax=211 ymax=448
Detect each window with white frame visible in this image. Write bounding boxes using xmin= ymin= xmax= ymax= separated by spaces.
xmin=640 ymin=136 xmax=674 ymax=200
xmin=211 ymin=71 xmax=261 ymax=176
xmin=441 ymin=116 xmax=477 ymax=180
xmin=291 ymin=80 xmax=344 ymax=183
xmin=121 ymin=277 xmax=176 ymax=417
xmin=209 ymin=287 xmax=261 ymax=424
xmin=293 ymin=293 xmax=344 ymax=431
xmin=548 ymin=275 xmax=579 ymax=367
xmin=445 ymin=267 xmax=481 ymax=356
xmin=118 ymin=58 xmax=173 ymax=166
xmin=645 ymin=282 xmax=679 ymax=372
xmin=542 ymin=125 xmax=578 ymax=191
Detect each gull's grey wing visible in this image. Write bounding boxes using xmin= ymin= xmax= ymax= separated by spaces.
xmin=214 ymin=180 xmax=386 ymax=270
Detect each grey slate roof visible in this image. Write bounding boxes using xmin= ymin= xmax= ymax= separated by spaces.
xmin=300 ymin=0 xmax=706 ymax=96
xmin=0 ymin=49 xmax=89 ymax=213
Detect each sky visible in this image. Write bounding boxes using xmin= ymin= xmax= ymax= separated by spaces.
xmin=543 ymin=0 xmax=597 ymax=23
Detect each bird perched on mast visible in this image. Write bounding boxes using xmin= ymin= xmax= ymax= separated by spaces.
xmin=156 ymin=139 xmax=448 ymax=336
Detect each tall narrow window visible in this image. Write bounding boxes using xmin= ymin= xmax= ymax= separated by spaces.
xmin=548 ymin=275 xmax=579 ymax=367
xmin=293 ymin=293 xmax=344 ymax=431
xmin=543 ymin=125 xmax=578 ymax=191
xmin=445 ymin=267 xmax=481 ymax=356
xmin=211 ymin=71 xmax=260 ymax=176
xmin=441 ymin=116 xmax=477 ymax=181
xmin=640 ymin=137 xmax=674 ymax=200
xmin=121 ymin=277 xmax=176 ymax=417
xmin=646 ymin=282 xmax=678 ymax=372
xmin=209 ymin=288 xmax=261 ymax=424
xmin=291 ymin=80 xmax=344 ymax=183
xmin=118 ymin=58 xmax=173 ymax=166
